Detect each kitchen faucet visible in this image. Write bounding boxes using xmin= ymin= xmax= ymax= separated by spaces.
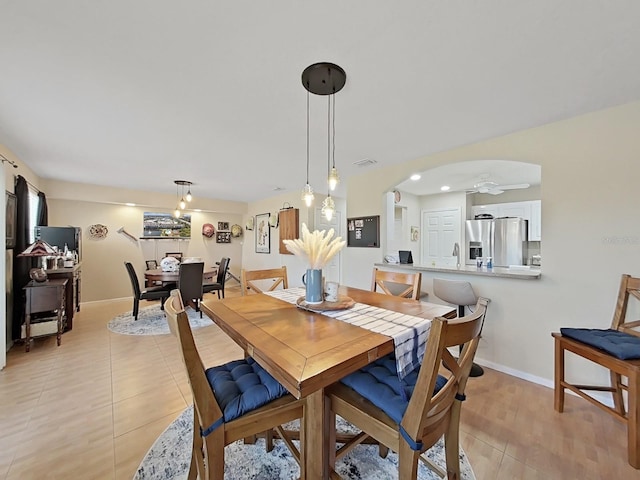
xmin=452 ymin=242 xmax=461 ymax=268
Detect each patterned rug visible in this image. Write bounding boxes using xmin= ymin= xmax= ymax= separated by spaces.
xmin=107 ymin=304 xmax=212 ymax=335
xmin=134 ymin=406 xmax=476 ymax=479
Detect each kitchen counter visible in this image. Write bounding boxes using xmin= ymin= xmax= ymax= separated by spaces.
xmin=374 ymin=262 xmax=541 ymax=280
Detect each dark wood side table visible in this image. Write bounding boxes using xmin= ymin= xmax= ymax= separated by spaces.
xmin=23 ymin=278 xmax=68 ymax=352
xmin=45 ymin=263 xmax=81 ymax=330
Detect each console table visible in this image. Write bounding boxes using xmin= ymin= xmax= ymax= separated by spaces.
xmin=45 ymin=263 xmax=81 ymax=330
xmin=23 ymin=278 xmax=68 ymax=352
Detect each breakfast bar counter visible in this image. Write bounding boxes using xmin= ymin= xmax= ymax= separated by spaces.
xmin=374 ymin=262 xmax=541 ymax=280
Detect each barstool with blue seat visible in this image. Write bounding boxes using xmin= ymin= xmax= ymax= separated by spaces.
xmin=433 ymin=278 xmax=486 ymax=377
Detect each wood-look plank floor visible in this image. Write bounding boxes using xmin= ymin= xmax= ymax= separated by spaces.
xmin=1 ymin=285 xmax=639 ymax=479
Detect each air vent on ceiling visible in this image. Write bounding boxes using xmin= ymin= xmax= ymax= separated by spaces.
xmin=353 ymin=158 xmax=377 ymax=167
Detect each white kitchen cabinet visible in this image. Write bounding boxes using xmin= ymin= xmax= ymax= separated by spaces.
xmin=471 ymin=200 xmax=541 ymax=241
xmin=529 ymin=200 xmax=541 ymax=241
xmin=471 ymin=204 xmax=500 ymax=218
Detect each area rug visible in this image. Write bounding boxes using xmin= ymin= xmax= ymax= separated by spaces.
xmin=107 ymin=304 xmax=212 ymax=336
xmin=134 ymin=406 xmax=475 ymax=479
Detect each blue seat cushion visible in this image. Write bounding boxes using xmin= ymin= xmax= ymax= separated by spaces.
xmin=560 ymin=328 xmax=640 ymax=360
xmin=205 ymin=357 xmax=289 ymax=423
xmin=340 ymin=353 xmax=447 ymax=424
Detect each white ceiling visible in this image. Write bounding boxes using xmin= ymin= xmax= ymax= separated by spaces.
xmin=1 ymin=1 xmax=639 ymax=203
xmin=395 ymin=159 xmax=541 ymax=196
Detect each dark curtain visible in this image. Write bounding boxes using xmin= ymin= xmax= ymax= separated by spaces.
xmin=37 ymin=191 xmax=48 ymax=226
xmin=12 ymin=176 xmax=33 ymax=340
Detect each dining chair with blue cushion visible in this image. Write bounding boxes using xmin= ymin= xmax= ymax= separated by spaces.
xmin=164 ymin=290 xmax=304 ymax=480
xmin=326 ymin=297 xmax=489 ymax=479
xmin=553 ymin=274 xmax=640 ymax=468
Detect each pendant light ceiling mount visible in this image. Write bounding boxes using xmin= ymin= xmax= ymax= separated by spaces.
xmin=301 ymin=62 xmax=346 ymax=95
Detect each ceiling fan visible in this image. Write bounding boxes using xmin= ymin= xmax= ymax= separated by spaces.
xmin=467 ymin=175 xmax=530 ymax=195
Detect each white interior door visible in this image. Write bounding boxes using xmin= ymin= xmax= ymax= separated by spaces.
xmin=314 ymin=208 xmax=342 ymax=283
xmin=422 ymin=208 xmax=461 ymax=267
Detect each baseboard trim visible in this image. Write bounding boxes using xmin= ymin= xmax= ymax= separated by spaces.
xmin=475 ymin=357 xmax=615 ymax=407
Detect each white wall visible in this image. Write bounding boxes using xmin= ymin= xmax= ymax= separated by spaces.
xmin=243 ymin=190 xmax=346 ymax=288
xmin=344 ymin=101 xmax=640 ymax=387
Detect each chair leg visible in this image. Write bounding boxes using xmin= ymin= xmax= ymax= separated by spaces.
xmin=398 ymin=441 xmax=420 ymax=480
xmin=265 ymin=428 xmax=274 ymax=452
xmin=187 ymin=417 xmax=198 ymax=480
xmin=217 ymin=290 xmax=221 ymax=299
xmin=554 ymin=339 xmax=565 ymax=413
xmin=444 ymin=404 xmax=462 ymax=480
xmin=628 ymin=370 xmax=640 ymax=468
xmin=133 ymin=298 xmax=140 ymax=320
xmin=611 ymin=371 xmax=626 ymax=416
xmin=378 ymin=444 xmax=389 ymax=458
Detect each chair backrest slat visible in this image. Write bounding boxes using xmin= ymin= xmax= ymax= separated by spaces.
xmin=125 ymin=262 xmax=142 ymax=298
xmin=216 ymin=257 xmax=230 ymax=285
xmin=613 ymin=274 xmax=640 ymax=337
xmin=241 ymin=266 xmax=288 ymax=295
xmin=178 ymin=262 xmax=204 ymax=308
xmin=371 ymin=268 xmax=422 ymax=301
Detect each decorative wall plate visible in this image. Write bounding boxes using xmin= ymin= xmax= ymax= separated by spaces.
xmin=202 ymin=223 xmax=215 ymax=238
xmin=89 ymin=223 xmax=108 ymax=239
xmin=231 ymin=224 xmax=243 ymax=237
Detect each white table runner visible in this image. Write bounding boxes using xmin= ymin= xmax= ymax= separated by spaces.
xmin=265 ymin=287 xmax=431 ymax=380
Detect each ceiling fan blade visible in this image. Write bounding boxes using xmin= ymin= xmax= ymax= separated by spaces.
xmin=487 ymin=189 xmax=504 ymax=195
xmin=498 ymin=183 xmax=530 ymax=191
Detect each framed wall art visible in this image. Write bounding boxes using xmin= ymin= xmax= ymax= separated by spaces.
xmin=255 ymin=212 xmax=270 ymax=253
xmin=218 ymin=221 xmax=229 ymax=231
xmin=5 ymin=191 xmax=16 ymax=249
xmin=216 ymin=231 xmax=231 ymax=243
xmin=142 ymin=212 xmax=191 ymax=238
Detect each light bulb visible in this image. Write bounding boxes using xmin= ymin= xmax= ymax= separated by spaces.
xmin=301 ymin=183 xmax=314 ymax=207
xmin=174 ymin=207 xmax=181 ymax=218
xmin=186 ymin=189 xmax=192 ymax=202
xmin=328 ymin=167 xmax=339 ymax=191
xmin=179 ymin=198 xmax=186 ymax=210
xmin=322 ymin=196 xmax=335 ymax=221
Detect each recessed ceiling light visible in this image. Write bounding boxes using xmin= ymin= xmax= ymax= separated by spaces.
xmin=125 ymin=203 xmax=136 ymax=207
xmin=410 ymin=174 xmax=421 ymax=181
xmin=440 ymin=185 xmax=450 ymax=191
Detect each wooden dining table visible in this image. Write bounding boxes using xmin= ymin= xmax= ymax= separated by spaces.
xmin=144 ymin=265 xmax=217 ymax=283
xmin=200 ymin=285 xmax=456 ymax=480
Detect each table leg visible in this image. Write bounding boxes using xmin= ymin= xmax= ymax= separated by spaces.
xmin=304 ymin=389 xmax=329 ymax=480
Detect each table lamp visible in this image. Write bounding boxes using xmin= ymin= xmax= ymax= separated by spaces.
xmin=18 ymin=239 xmax=57 ymax=282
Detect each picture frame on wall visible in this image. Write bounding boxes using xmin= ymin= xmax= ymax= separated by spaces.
xmin=5 ymin=191 xmax=16 ymax=249
xmin=255 ymin=212 xmax=270 ymax=253
xmin=216 ymin=231 xmax=231 ymax=243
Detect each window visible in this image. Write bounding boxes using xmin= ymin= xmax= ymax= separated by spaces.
xmin=27 ymin=185 xmax=39 ymax=244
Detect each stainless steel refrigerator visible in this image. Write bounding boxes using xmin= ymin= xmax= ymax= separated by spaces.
xmin=493 ymin=217 xmax=527 ymax=266
xmin=465 ymin=217 xmax=527 ymax=266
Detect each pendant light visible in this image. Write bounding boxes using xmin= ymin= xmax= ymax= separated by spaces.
xmin=321 ymin=95 xmax=335 ymax=221
xmin=301 ymin=88 xmax=314 ymax=207
xmin=327 ymin=94 xmax=339 ymax=191
xmin=174 ymin=180 xmax=193 ymax=216
xmin=301 ymin=62 xmax=346 ymax=211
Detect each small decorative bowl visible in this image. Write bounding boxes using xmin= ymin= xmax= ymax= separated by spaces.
xmin=29 ymin=268 xmax=48 ymax=282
